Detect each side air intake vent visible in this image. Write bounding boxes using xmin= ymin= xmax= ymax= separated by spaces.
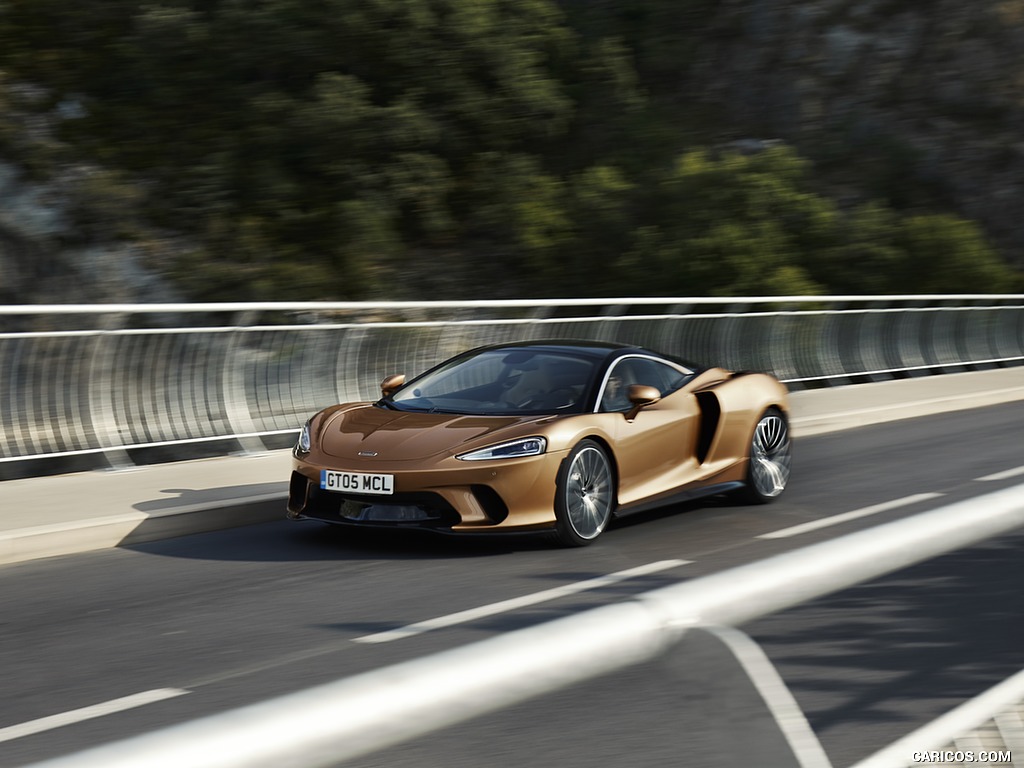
xmin=694 ymin=391 xmax=721 ymax=464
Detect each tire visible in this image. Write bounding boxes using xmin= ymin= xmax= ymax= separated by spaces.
xmin=553 ymin=439 xmax=616 ymax=547
xmin=739 ymin=407 xmax=792 ymax=504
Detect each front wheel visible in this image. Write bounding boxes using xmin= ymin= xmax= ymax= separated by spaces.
xmin=553 ymin=439 xmax=616 ymax=547
xmin=739 ymin=408 xmax=792 ymax=504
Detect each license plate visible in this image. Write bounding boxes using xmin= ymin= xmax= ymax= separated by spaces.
xmin=320 ymin=470 xmax=394 ymax=496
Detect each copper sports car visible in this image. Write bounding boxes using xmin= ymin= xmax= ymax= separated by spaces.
xmin=287 ymin=341 xmax=791 ymax=546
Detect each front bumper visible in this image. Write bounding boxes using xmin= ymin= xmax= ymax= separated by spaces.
xmin=287 ymin=450 xmax=569 ymax=533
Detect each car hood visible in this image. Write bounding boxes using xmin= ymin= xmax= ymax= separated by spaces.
xmin=319 ymin=405 xmax=548 ymax=461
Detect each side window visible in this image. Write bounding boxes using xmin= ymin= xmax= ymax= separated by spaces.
xmin=599 ymin=358 xmax=689 ymax=412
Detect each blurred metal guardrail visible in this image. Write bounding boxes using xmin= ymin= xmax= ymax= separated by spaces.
xmin=2 ymin=295 xmax=1023 ymax=473
xmin=29 ymin=482 xmax=1024 ymax=768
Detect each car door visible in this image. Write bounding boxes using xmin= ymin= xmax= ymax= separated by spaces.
xmin=597 ymin=356 xmax=701 ymax=507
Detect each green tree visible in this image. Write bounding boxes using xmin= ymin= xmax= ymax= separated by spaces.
xmin=1 ymin=0 xmax=1020 ymax=300
xmin=895 ymin=215 xmax=1015 ymax=294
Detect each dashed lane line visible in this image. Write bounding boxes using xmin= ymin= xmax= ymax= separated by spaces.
xmin=976 ymin=465 xmax=1024 ymax=482
xmin=0 ymin=689 xmax=188 ymax=744
xmin=353 ymin=559 xmax=691 ymax=644
xmin=757 ymin=493 xmax=945 ymax=540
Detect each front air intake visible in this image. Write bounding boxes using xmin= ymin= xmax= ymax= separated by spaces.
xmin=471 ymin=485 xmax=510 ymax=524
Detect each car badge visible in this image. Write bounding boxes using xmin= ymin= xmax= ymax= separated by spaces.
xmin=358 ymin=450 xmax=378 ymax=457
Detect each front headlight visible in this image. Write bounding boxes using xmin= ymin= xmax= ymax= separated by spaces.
xmin=294 ymin=420 xmax=312 ymax=457
xmin=456 ymin=436 xmax=547 ymax=461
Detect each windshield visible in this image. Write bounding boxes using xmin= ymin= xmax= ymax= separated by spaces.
xmin=388 ymin=348 xmax=598 ymax=415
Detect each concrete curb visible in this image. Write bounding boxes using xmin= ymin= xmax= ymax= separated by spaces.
xmin=790 ymin=367 xmax=1024 ymax=437
xmin=0 ymin=496 xmax=287 ymax=567
xmin=1 ymin=452 xmax=293 ymax=566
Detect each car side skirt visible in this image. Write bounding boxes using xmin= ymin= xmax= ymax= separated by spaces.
xmin=614 ymin=480 xmax=745 ymax=518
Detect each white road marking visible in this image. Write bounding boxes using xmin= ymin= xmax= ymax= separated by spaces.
xmin=0 ymin=688 xmax=188 ymax=744
xmin=757 ymin=493 xmax=944 ymax=540
xmin=353 ymin=559 xmax=691 ymax=644
xmin=976 ymin=465 xmax=1024 ymax=482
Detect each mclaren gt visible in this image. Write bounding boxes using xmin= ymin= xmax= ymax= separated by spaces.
xmin=287 ymin=341 xmax=791 ymax=546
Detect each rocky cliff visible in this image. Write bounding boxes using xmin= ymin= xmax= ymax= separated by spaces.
xmin=0 ymin=78 xmax=184 ymax=304
xmin=0 ymin=161 xmax=183 ymax=305
xmin=688 ymin=0 xmax=1024 ymax=266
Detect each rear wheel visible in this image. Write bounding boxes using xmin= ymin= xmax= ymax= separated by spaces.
xmin=739 ymin=408 xmax=791 ymax=503
xmin=553 ymin=439 xmax=616 ymax=547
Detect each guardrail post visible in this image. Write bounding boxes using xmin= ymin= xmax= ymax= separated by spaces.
xmin=816 ymin=300 xmax=848 ymax=385
xmin=222 ymin=310 xmax=268 ymax=453
xmin=87 ymin=311 xmax=135 ymax=469
xmin=660 ymin=303 xmax=690 ymax=356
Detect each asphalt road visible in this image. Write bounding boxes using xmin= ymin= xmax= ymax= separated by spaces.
xmin=1 ymin=401 xmax=1022 ymax=767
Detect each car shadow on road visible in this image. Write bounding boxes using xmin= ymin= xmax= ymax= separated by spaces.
xmin=123 ymin=484 xmax=754 ymax=564
xmin=124 ymin=516 xmax=564 ymax=563
xmin=131 ymin=483 xmax=288 ymax=512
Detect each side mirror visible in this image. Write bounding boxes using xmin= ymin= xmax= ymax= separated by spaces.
xmin=380 ymin=374 xmax=406 ymax=398
xmin=624 ymin=384 xmax=661 ymax=421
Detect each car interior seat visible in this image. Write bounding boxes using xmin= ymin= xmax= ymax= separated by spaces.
xmin=502 ymin=360 xmax=554 ymax=408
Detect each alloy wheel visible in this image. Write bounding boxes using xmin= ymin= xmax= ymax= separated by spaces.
xmin=750 ymin=413 xmax=791 ymax=498
xmin=564 ymin=446 xmax=614 ymax=540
